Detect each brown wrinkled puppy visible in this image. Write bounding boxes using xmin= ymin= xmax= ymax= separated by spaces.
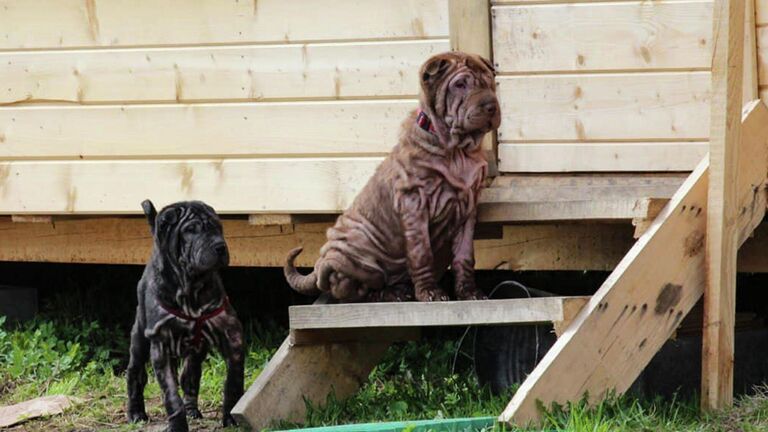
xmin=285 ymin=51 xmax=500 ymax=302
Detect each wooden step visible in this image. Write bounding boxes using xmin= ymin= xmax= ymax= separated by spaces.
xmin=233 ymin=295 xmax=590 ymax=428
xmin=290 ymin=297 xmax=590 ymax=330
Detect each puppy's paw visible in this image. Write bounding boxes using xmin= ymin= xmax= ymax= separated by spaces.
xmin=223 ymin=413 xmax=238 ymax=427
xmin=127 ymin=411 xmax=149 ymax=423
xmin=186 ymin=407 xmax=203 ymax=419
xmin=416 ymin=288 xmax=450 ymax=302
xmin=456 ymin=289 xmax=487 ymax=301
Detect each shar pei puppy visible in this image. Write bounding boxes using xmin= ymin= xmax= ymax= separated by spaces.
xmin=127 ymin=200 xmax=243 ymax=432
xmin=285 ymin=51 xmax=501 ymax=302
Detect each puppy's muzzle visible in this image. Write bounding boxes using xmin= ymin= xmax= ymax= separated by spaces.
xmin=214 ymin=241 xmax=230 ymax=267
xmin=466 ymin=94 xmax=501 ymax=132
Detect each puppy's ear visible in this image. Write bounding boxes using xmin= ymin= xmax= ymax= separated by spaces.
xmin=141 ymin=199 xmax=157 ymax=234
xmin=158 ymin=207 xmax=179 ymax=231
xmin=478 ymin=55 xmax=495 ymax=74
xmin=420 ymin=55 xmax=451 ymax=87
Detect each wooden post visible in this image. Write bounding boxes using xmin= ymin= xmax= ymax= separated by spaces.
xmin=701 ymin=0 xmax=745 ymax=411
xmin=449 ymin=0 xmax=497 ymax=175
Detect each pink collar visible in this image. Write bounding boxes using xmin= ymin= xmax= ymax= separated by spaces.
xmin=416 ymin=110 xmax=437 ymax=135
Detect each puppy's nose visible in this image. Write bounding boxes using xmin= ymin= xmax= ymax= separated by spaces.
xmin=483 ymin=101 xmax=498 ymax=115
xmin=214 ymin=243 xmax=228 ymax=256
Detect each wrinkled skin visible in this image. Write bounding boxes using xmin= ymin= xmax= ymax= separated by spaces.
xmin=127 ymin=200 xmax=243 ymax=432
xmin=285 ymin=52 xmax=501 ymax=302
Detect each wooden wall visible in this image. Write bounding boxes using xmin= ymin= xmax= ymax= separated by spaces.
xmin=0 ymin=0 xmax=448 ymax=214
xmin=493 ymin=0 xmax=768 ymax=173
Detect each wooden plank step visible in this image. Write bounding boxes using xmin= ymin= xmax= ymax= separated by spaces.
xmin=289 ymin=297 xmax=590 ymax=330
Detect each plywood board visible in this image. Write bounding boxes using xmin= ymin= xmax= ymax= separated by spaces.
xmin=492 ymin=1 xmax=712 ymax=73
xmin=498 ymin=142 xmax=708 ymax=172
xmin=496 ymin=73 xmax=711 ymax=142
xmin=0 ymin=0 xmax=449 ymax=50
xmin=0 ymin=41 xmax=446 ymax=104
xmin=0 ymin=102 xmax=414 ymax=159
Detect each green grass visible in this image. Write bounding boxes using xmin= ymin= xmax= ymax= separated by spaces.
xmin=2 ymin=315 xmax=768 ymax=431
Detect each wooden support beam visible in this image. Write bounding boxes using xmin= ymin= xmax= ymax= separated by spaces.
xmin=232 ymin=295 xmax=394 ymax=429
xmin=449 ymin=0 xmax=497 ymax=175
xmin=0 ymin=216 xmax=636 ymax=270
xmin=500 ymin=100 xmax=768 ymax=426
xmin=702 ymin=0 xmax=745 ymax=410
xmin=289 ymin=297 xmax=590 ymax=330
xmin=231 ymin=336 xmax=390 ymax=429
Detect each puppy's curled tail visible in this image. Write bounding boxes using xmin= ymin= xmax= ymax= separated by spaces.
xmin=284 ymin=247 xmax=321 ymax=295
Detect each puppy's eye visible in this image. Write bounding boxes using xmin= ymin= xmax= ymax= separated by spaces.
xmin=183 ymin=222 xmax=201 ymax=234
xmin=453 ymin=77 xmax=469 ymax=91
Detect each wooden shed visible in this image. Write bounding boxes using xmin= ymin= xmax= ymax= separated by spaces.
xmin=3 ymin=0 xmax=768 ymax=429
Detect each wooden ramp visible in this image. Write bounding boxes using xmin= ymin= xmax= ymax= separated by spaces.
xmin=231 ymin=296 xmax=589 ymax=429
xmin=500 ymin=100 xmax=768 ymax=425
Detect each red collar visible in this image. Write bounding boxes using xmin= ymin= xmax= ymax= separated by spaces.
xmin=416 ymin=110 xmax=437 ymax=135
xmin=159 ymin=297 xmax=229 ymax=348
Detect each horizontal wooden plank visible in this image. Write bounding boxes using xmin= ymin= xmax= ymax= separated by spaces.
xmin=492 ymin=1 xmax=712 ymax=73
xmin=498 ymin=142 xmax=708 ymax=172
xmin=755 ymin=26 xmax=768 ymax=85
xmin=0 ymin=217 xmax=638 ymax=270
xmin=0 ymin=40 xmax=446 ymax=105
xmin=289 ymin=297 xmax=591 ymax=329
xmin=757 ymin=0 xmax=768 ymax=25
xmin=0 ymin=158 xmax=381 ymax=214
xmin=0 ymin=0 xmax=449 ymax=50
xmin=485 ymin=173 xmax=686 ymax=202
xmin=0 ymin=155 xmax=689 ymax=217
xmin=479 ymin=198 xmax=661 ymax=222
xmin=497 ymin=72 xmax=711 ymax=141
xmin=0 ymin=101 xmax=415 ymax=159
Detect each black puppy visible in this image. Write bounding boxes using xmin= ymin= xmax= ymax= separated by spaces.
xmin=127 ymin=200 xmax=244 ymax=432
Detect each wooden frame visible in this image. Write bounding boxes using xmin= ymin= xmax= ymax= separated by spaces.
xmin=499 ymin=100 xmax=768 ymax=426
